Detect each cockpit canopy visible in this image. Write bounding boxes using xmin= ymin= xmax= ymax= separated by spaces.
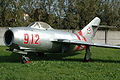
xmin=28 ymin=22 xmax=53 ymax=30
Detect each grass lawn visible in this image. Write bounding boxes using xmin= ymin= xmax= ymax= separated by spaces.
xmin=0 ymin=46 xmax=120 ymax=80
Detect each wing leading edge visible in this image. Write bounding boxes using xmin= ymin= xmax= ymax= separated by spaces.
xmin=52 ymin=39 xmax=120 ymax=49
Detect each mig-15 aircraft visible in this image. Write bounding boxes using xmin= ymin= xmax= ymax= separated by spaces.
xmin=4 ymin=17 xmax=120 ymax=63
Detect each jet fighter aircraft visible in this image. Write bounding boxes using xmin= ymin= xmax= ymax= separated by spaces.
xmin=4 ymin=17 xmax=120 ymax=63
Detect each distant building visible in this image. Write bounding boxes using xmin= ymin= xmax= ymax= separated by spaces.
xmin=23 ymin=13 xmax=29 ymax=21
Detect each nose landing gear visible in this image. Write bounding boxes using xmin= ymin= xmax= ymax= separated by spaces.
xmin=21 ymin=55 xmax=31 ymax=64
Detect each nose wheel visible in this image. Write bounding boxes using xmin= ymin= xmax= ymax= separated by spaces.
xmin=21 ymin=55 xmax=31 ymax=64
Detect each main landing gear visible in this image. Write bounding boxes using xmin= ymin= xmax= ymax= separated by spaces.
xmin=21 ymin=55 xmax=31 ymax=64
xmin=84 ymin=46 xmax=91 ymax=62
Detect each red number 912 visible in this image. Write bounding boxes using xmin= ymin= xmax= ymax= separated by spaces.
xmin=23 ymin=33 xmax=39 ymax=44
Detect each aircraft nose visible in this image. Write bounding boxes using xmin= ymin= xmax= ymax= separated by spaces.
xmin=4 ymin=30 xmax=14 ymax=46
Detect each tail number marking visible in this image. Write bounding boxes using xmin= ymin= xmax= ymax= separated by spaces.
xmin=24 ymin=34 xmax=40 ymax=44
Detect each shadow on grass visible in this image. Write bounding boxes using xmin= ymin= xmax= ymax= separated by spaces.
xmin=30 ymin=54 xmax=120 ymax=63
xmin=0 ymin=53 xmax=21 ymax=63
xmin=0 ymin=52 xmax=120 ymax=63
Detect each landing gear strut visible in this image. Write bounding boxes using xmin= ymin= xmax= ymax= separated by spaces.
xmin=84 ymin=46 xmax=91 ymax=62
xmin=21 ymin=55 xmax=31 ymax=64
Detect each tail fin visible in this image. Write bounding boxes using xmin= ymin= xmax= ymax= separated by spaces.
xmin=78 ymin=17 xmax=101 ymax=42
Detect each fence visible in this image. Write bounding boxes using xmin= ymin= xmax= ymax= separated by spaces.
xmin=0 ymin=28 xmax=8 ymax=45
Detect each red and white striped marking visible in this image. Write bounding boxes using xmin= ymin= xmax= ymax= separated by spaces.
xmin=74 ymin=33 xmax=81 ymax=51
xmin=74 ymin=31 xmax=87 ymax=51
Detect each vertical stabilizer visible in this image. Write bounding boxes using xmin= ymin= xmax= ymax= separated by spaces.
xmin=78 ymin=17 xmax=101 ymax=42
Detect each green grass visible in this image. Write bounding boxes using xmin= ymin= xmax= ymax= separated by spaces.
xmin=0 ymin=46 xmax=120 ymax=80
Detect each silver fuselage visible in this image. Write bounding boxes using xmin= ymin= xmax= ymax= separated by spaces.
xmin=4 ymin=27 xmax=86 ymax=53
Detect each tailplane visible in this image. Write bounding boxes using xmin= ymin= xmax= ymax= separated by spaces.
xmin=78 ymin=17 xmax=101 ymax=42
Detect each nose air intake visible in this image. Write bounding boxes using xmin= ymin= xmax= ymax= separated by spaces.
xmin=4 ymin=30 xmax=14 ymax=46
